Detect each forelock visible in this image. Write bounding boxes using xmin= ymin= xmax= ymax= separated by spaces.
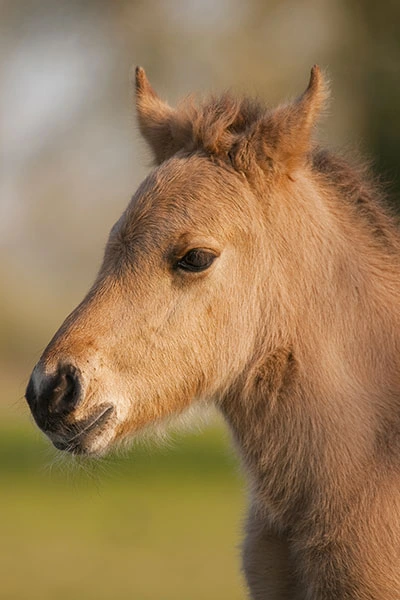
xmin=175 ymin=93 xmax=267 ymax=157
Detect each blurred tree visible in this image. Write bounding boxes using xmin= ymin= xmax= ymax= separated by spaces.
xmin=349 ymin=0 xmax=400 ymax=209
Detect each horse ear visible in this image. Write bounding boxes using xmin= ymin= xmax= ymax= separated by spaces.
xmin=134 ymin=67 xmax=183 ymax=164
xmin=246 ymin=65 xmax=329 ymax=174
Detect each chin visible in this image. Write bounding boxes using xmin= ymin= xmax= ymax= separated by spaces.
xmin=46 ymin=402 xmax=118 ymax=457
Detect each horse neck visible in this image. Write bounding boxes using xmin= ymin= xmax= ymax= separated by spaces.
xmin=257 ymin=170 xmax=399 ymax=365
xmin=218 ymin=171 xmax=400 ymax=521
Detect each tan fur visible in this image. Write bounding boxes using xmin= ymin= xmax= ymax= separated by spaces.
xmin=30 ymin=66 xmax=400 ymax=598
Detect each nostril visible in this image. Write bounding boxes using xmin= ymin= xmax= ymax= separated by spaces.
xmin=26 ymin=363 xmax=82 ymax=431
xmin=48 ymin=366 xmax=81 ymax=415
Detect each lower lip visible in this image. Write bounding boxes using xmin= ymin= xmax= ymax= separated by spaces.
xmin=53 ymin=405 xmax=114 ymax=453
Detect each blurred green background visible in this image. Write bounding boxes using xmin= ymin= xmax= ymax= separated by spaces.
xmin=1 ymin=1 xmax=399 ymax=598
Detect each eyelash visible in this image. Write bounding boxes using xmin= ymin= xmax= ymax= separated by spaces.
xmin=176 ymin=249 xmax=217 ymax=272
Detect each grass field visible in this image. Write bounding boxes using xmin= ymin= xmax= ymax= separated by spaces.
xmin=0 ymin=411 xmax=247 ymax=600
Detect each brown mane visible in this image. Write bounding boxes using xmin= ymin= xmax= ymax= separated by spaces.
xmin=175 ymin=93 xmax=266 ymax=154
xmin=312 ymin=148 xmax=400 ymax=246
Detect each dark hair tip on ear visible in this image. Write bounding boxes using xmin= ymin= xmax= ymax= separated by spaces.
xmin=134 ymin=66 xmax=156 ymax=99
xmin=135 ymin=66 xmax=145 ymax=89
xmin=129 ymin=65 xmax=145 ymax=92
xmin=308 ymin=65 xmax=321 ymax=88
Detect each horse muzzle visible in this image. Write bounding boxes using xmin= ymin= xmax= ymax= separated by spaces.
xmin=25 ymin=363 xmax=114 ymax=454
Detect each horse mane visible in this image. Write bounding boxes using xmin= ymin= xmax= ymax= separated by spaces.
xmin=312 ymin=147 xmax=400 ymax=248
xmin=179 ymin=93 xmax=266 ymax=154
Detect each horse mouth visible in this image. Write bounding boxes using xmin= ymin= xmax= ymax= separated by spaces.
xmin=51 ymin=404 xmax=115 ymax=454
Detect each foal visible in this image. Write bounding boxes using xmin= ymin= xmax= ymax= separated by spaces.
xmin=26 ymin=66 xmax=400 ymax=599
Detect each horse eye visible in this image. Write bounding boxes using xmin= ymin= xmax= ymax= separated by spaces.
xmin=177 ymin=249 xmax=217 ymax=272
